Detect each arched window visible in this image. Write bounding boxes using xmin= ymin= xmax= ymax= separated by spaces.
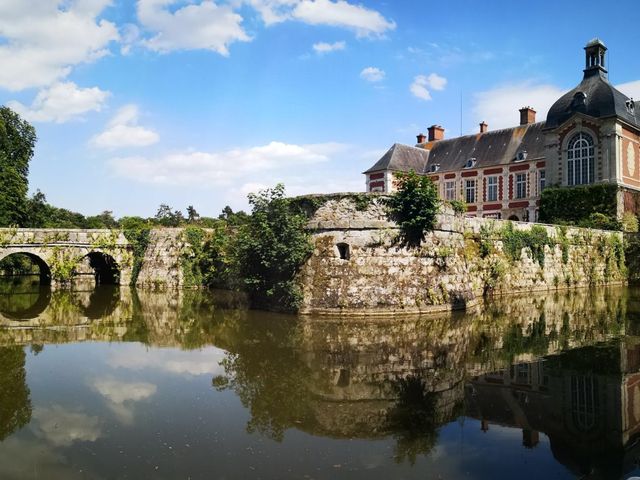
xmin=567 ymin=132 xmax=595 ymax=185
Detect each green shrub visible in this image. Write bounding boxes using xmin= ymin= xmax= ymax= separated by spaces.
xmin=622 ymin=212 xmax=639 ymax=233
xmin=386 ymin=171 xmax=440 ymax=247
xmin=123 ymin=227 xmax=151 ymax=285
xmin=234 ymin=184 xmax=313 ymax=312
xmin=500 ymin=223 xmax=551 ymax=267
xmin=448 ymin=200 xmax=467 ymax=215
xmin=539 ymin=184 xmax=619 ymax=228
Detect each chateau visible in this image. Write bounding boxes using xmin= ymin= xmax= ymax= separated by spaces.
xmin=364 ymin=39 xmax=640 ymax=221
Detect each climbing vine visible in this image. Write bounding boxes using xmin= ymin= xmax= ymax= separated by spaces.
xmin=123 ymin=227 xmax=151 ymax=286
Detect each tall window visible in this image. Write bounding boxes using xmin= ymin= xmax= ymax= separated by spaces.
xmin=515 ymin=173 xmax=527 ymax=199
xmin=567 ymin=132 xmax=595 ymax=185
xmin=571 ymin=375 xmax=598 ymax=432
xmin=487 ymin=176 xmax=498 ymax=202
xmin=465 ymin=179 xmax=476 ymax=204
xmin=445 ymin=181 xmax=456 ymax=200
xmin=539 ymin=170 xmax=546 ymax=193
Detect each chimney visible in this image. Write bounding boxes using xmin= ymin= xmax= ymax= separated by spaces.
xmin=479 ymin=121 xmax=488 ymax=133
xmin=427 ymin=125 xmax=445 ymax=142
xmin=416 ymin=133 xmax=427 ymax=144
xmin=519 ymin=107 xmax=536 ymax=125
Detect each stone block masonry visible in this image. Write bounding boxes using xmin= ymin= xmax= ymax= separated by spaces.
xmin=299 ymin=196 xmax=627 ymax=315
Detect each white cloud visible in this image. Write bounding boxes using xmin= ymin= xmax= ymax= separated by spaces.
xmin=137 ymin=0 xmax=251 ymax=55
xmin=108 ymin=345 xmax=227 ymax=376
xmin=617 ymin=80 xmax=640 ymax=100
xmin=242 ymin=0 xmax=299 ymax=25
xmin=7 ymin=82 xmax=110 ymax=123
xmin=119 ymin=23 xmax=141 ymax=55
xmin=93 ymin=377 xmax=157 ymax=404
xmin=312 ymin=40 xmax=345 ymax=54
xmin=32 ymin=405 xmax=101 ymax=447
xmin=109 ymin=141 xmax=347 ymax=186
xmin=91 ymin=104 xmax=160 ymax=148
xmin=472 ymin=81 xmax=566 ymax=130
xmin=410 ymin=73 xmax=447 ymax=101
xmin=291 ymin=0 xmax=395 ymax=37
xmin=0 ymin=0 xmax=118 ymax=91
xmin=92 ymin=377 xmax=157 ymax=424
xmin=360 ymin=67 xmax=385 ymax=82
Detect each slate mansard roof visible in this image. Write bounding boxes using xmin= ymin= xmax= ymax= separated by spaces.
xmin=364 ymin=122 xmax=546 ymax=175
xmin=546 ymin=70 xmax=640 ymax=130
xmin=422 ymin=122 xmax=545 ymax=173
xmin=363 ymin=143 xmax=431 ymax=174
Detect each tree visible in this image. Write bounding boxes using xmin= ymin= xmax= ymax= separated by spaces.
xmin=0 ymin=106 xmax=36 ymax=227
xmin=234 ymin=184 xmax=313 ymax=311
xmin=186 ymin=205 xmax=200 ymax=223
xmin=386 ymin=171 xmax=440 ymax=248
xmin=155 ymin=204 xmax=184 ymax=227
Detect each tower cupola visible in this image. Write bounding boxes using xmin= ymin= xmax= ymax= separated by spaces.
xmin=584 ymin=38 xmax=607 ymax=78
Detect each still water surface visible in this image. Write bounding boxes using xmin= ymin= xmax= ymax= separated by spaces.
xmin=1 ymin=278 xmax=640 ymax=479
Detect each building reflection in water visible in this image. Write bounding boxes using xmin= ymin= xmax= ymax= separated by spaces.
xmin=0 ymin=283 xmax=639 ymax=477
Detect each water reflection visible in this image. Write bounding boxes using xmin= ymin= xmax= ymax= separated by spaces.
xmin=0 ymin=283 xmax=639 ymax=478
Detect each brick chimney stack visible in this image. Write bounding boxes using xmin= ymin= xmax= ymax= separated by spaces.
xmin=519 ymin=107 xmax=536 ymax=125
xmin=479 ymin=121 xmax=488 ymax=133
xmin=427 ymin=125 xmax=445 ymax=142
xmin=416 ymin=133 xmax=427 ymax=144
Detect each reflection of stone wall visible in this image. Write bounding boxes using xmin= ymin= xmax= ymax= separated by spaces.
xmin=301 ymin=197 xmax=627 ymax=315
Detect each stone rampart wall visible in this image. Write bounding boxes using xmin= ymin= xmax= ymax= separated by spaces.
xmin=300 ymin=196 xmax=627 ymax=315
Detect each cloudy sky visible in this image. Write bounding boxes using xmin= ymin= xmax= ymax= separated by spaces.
xmin=1 ymin=0 xmax=639 ymax=217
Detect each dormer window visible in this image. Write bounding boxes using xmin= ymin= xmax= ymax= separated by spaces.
xmin=464 ymin=158 xmax=476 ymax=169
xmin=515 ymin=150 xmax=528 ymax=162
xmin=626 ymin=98 xmax=635 ymax=115
xmin=428 ymin=164 xmax=440 ymax=173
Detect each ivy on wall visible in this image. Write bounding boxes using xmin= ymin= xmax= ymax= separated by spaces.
xmin=538 ymin=184 xmax=620 ymax=229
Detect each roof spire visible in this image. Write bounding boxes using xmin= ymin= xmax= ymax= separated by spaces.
xmin=584 ymin=38 xmax=607 ymax=79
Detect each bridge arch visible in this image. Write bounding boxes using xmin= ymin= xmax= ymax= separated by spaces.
xmin=82 ymin=251 xmax=120 ymax=285
xmin=0 ymin=251 xmax=51 ymax=285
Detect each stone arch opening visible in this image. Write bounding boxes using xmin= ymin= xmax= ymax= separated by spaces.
xmin=0 ymin=252 xmax=51 ymax=285
xmin=508 ymin=215 xmax=520 ymax=221
xmin=83 ymin=252 xmax=120 ymax=285
xmin=0 ymin=281 xmax=51 ymax=321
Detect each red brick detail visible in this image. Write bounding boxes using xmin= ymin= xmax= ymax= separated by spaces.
xmin=466 ymin=205 xmax=477 ymax=212
xmin=508 ymin=175 xmax=513 ymax=199
xmin=499 ymin=176 xmax=503 ymax=201
xmin=509 ymin=163 xmax=530 ymax=172
xmin=508 ymin=201 xmax=529 ymax=208
xmin=369 ymin=181 xmax=384 ymax=189
xmin=536 ymin=161 xmax=546 ymax=168
xmin=484 ymin=167 xmax=503 ymax=175
xmin=429 ymin=175 xmax=439 ymax=181
xmin=369 ymin=172 xmax=384 ymax=180
xmin=444 ymin=173 xmax=456 ymax=179
xmin=461 ymin=170 xmax=478 ymax=177
xmin=483 ymin=203 xmax=502 ymax=210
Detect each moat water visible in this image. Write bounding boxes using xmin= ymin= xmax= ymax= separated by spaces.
xmin=1 ymin=278 xmax=640 ymax=479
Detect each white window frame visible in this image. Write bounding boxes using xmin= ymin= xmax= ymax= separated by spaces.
xmin=444 ymin=180 xmax=456 ymax=200
xmin=567 ymin=132 xmax=595 ymax=186
xmin=465 ymin=179 xmax=476 ymax=204
xmin=515 ymin=173 xmax=527 ymax=199
xmin=487 ymin=176 xmax=498 ymax=202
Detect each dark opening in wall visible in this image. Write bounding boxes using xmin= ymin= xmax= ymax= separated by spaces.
xmin=336 ymin=243 xmax=350 ymax=260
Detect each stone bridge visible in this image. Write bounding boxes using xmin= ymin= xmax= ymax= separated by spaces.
xmin=0 ymin=228 xmax=134 ymax=286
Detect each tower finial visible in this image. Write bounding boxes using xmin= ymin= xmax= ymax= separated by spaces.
xmin=584 ymin=38 xmax=607 ymax=78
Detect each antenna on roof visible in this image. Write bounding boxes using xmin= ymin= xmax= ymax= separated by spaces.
xmin=460 ymin=90 xmax=463 ymax=136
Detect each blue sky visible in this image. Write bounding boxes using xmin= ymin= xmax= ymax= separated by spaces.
xmin=1 ymin=0 xmax=639 ymax=217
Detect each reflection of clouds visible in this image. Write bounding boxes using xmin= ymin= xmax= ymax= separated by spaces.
xmin=32 ymin=405 xmax=101 ymax=447
xmin=94 ymin=377 xmax=157 ymax=404
xmin=0 ymin=437 xmax=84 ymax=480
xmin=108 ymin=345 xmax=226 ymax=377
xmin=92 ymin=377 xmax=157 ymax=425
